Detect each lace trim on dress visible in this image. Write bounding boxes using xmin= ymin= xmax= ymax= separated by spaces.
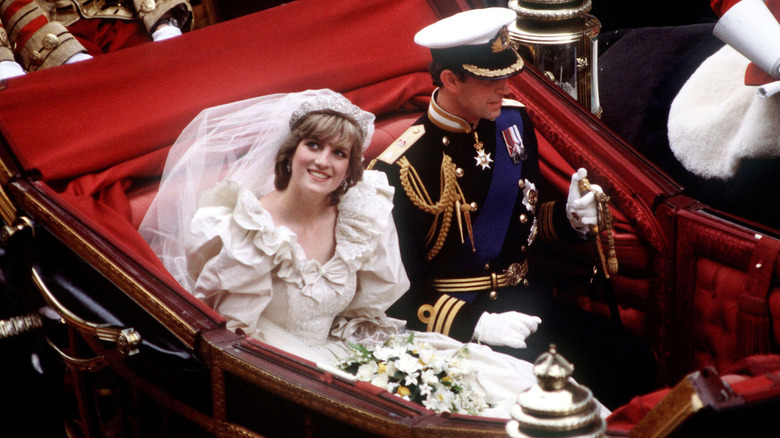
xmin=334 ymin=171 xmax=394 ymax=268
xmin=224 ymin=170 xmax=394 ymax=290
xmin=226 ymin=171 xmax=392 ymax=263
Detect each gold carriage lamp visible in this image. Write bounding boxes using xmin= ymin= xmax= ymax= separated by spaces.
xmin=507 ymin=0 xmax=602 ymax=117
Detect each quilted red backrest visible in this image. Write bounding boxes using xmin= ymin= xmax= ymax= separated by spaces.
xmin=673 ymin=209 xmax=780 ymax=379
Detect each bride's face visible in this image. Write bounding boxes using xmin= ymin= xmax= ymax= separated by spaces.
xmin=289 ymin=137 xmax=351 ymax=198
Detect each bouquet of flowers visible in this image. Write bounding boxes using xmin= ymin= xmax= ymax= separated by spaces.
xmin=336 ymin=333 xmax=489 ymax=415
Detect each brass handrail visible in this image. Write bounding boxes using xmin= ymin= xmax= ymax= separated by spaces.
xmin=31 ymin=266 xmax=142 ymax=371
xmin=2 ymin=217 xmax=142 ymax=372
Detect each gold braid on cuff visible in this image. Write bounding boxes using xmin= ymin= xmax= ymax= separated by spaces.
xmin=417 ymin=295 xmax=465 ymax=336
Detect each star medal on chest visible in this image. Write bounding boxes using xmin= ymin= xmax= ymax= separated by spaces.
xmin=501 ymin=124 xmax=527 ymax=164
xmin=472 ymin=131 xmax=492 ymax=170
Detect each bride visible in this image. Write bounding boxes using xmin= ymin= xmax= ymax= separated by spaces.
xmin=139 ymin=89 xmax=604 ymax=418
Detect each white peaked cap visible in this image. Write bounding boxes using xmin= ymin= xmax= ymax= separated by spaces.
xmin=415 ymin=8 xmax=517 ymax=49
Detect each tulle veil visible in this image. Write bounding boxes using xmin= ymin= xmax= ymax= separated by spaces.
xmin=139 ymin=89 xmax=376 ymax=292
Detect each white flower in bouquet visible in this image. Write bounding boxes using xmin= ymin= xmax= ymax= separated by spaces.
xmin=418 ymin=348 xmax=435 ymax=365
xmin=356 ymin=361 xmax=378 ymax=381
xmin=336 ymin=333 xmax=490 ymax=415
xmin=397 ymin=353 xmax=423 ymax=375
xmin=421 ymin=369 xmax=439 ymax=386
xmin=373 ymin=343 xmax=404 ymax=361
xmin=370 ymin=372 xmax=389 ymax=388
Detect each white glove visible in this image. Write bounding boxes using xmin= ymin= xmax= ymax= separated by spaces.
xmin=152 ymin=25 xmax=183 ymax=42
xmin=65 ymin=52 xmax=93 ymax=64
xmin=472 ymin=311 xmax=541 ymax=349
xmin=566 ymin=168 xmax=602 ymax=238
xmin=0 ymin=60 xmax=25 ymax=79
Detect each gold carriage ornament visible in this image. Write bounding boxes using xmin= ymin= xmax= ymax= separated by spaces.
xmin=506 ymin=344 xmax=606 ymax=438
xmin=507 ymin=0 xmax=602 ymax=117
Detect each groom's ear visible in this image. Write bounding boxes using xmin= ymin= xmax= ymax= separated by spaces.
xmin=440 ymin=69 xmax=462 ymax=92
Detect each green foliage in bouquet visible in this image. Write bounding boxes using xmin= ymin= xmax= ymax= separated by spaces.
xmin=337 ymin=333 xmax=489 ymax=415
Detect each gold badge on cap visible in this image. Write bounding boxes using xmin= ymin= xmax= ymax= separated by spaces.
xmin=490 ymin=27 xmax=511 ymax=53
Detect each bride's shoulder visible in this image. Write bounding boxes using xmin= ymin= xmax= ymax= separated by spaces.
xmin=197 ymin=180 xmax=251 ymax=208
xmin=339 ymin=171 xmax=393 ymax=221
xmin=335 ymin=171 xmax=395 ymax=263
xmin=193 ymin=180 xmax=299 ymax=259
xmin=194 ymin=180 xmax=278 ymax=230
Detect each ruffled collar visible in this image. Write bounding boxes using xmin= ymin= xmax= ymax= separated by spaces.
xmin=226 ymin=170 xmax=394 ymax=302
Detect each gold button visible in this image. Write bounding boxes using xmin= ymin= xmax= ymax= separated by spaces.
xmin=528 ymin=189 xmax=538 ymax=205
xmin=518 ymin=179 xmax=525 ymax=189
xmin=455 ymin=167 xmax=464 ymax=178
xmin=30 ymin=51 xmax=43 ymax=66
xmin=522 ymin=279 xmax=529 ymax=287
xmin=42 ymin=33 xmax=59 ymax=50
xmin=489 ymin=291 xmax=498 ymax=300
xmin=484 ymin=263 xmax=490 ymax=272
xmin=442 ymin=136 xmax=449 ymax=146
xmin=413 ymin=127 xmax=420 ymax=134
xmin=521 ymin=245 xmax=527 ymax=252
xmin=519 ymin=214 xmax=528 ymax=223
xmin=470 ymin=202 xmax=478 ymax=212
xmin=140 ymin=0 xmax=155 ymax=13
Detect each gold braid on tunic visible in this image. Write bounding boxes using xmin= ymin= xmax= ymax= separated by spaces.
xmin=397 ymin=154 xmax=464 ymax=261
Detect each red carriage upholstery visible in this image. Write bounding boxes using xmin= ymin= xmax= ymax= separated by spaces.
xmin=673 ymin=210 xmax=780 ymax=376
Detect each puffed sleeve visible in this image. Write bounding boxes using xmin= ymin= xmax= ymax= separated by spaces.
xmin=330 ymin=171 xmax=408 ymax=342
xmin=185 ymin=181 xmax=275 ymax=337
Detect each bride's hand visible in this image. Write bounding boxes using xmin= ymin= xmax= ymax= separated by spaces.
xmin=472 ymin=311 xmax=541 ymax=349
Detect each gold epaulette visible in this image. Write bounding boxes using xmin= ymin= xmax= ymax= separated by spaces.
xmin=375 ymin=124 xmax=425 ymax=165
xmin=502 ymin=98 xmax=525 ymax=108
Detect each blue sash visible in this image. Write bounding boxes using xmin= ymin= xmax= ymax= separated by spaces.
xmin=470 ymin=109 xmax=525 ymax=264
xmin=447 ymin=110 xmax=525 ymax=302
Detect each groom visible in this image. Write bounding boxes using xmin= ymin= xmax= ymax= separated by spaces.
xmin=370 ymin=7 xmax=656 ymax=409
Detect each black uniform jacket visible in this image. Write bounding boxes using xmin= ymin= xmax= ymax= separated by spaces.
xmin=370 ymin=94 xmax=577 ymax=342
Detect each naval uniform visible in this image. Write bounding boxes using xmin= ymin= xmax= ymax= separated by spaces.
xmin=370 ymin=92 xmax=656 ymax=409
xmin=371 ymin=91 xmax=578 ymax=341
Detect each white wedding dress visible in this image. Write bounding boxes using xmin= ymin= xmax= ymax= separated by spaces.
xmin=183 ymin=170 xmax=582 ymax=419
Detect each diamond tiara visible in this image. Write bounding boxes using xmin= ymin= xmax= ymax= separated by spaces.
xmin=289 ymin=93 xmax=373 ymax=139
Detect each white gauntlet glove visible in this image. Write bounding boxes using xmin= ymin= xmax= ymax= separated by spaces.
xmin=472 ymin=311 xmax=541 ymax=349
xmin=152 ymin=24 xmax=183 ymax=42
xmin=64 ymin=52 xmax=93 ymax=64
xmin=566 ymin=168 xmax=602 ymax=238
xmin=0 ymin=60 xmax=25 ymax=79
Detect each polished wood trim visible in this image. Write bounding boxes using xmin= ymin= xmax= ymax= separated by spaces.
xmin=200 ymin=330 xmax=508 ymax=438
xmin=5 ymin=179 xmax=222 ymax=348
